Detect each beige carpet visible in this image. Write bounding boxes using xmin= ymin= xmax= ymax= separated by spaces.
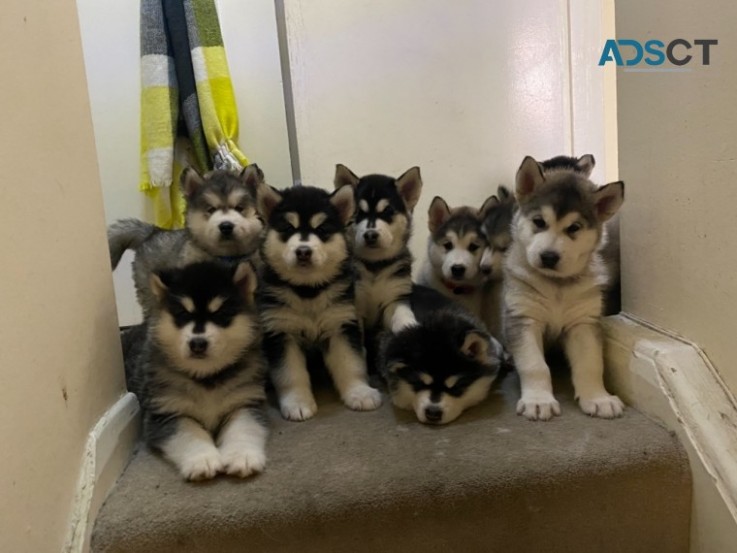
xmin=92 ymin=369 xmax=691 ymax=553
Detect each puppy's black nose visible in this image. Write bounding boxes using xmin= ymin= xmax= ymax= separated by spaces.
xmin=219 ymin=221 xmax=235 ymax=236
xmin=424 ymin=406 xmax=443 ymax=423
xmin=540 ymin=251 xmax=560 ymax=269
xmin=451 ymin=264 xmax=466 ymax=279
xmin=296 ymin=246 xmax=312 ymax=262
xmin=189 ymin=337 xmax=208 ymax=355
xmin=364 ymin=230 xmax=379 ymax=246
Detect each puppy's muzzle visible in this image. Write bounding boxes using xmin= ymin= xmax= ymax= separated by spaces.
xmin=218 ymin=221 xmax=235 ymax=238
xmin=363 ymin=230 xmax=379 ymax=247
xmin=450 ymin=264 xmax=466 ymax=279
xmin=424 ymin=405 xmax=443 ymax=424
xmin=189 ymin=337 xmax=209 ymax=357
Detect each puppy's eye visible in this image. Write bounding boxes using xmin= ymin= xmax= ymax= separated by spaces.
xmin=532 ymin=216 xmax=547 ymax=230
xmin=234 ymin=204 xmax=246 ymax=213
xmin=497 ymin=245 xmax=509 ymax=253
xmin=383 ymin=206 xmax=395 ymax=216
xmin=206 ymin=206 xmax=217 ymax=215
xmin=468 ymin=243 xmax=481 ymax=253
xmin=566 ymin=222 xmax=582 ymax=235
xmin=443 ymin=241 xmax=453 ymax=252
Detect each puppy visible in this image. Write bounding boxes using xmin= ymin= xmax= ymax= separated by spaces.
xmin=108 ymin=165 xmax=264 ymax=317
xmin=128 ymin=261 xmax=267 ymax=481
xmin=253 ymin=182 xmax=382 ymax=421
xmin=379 ymin=285 xmax=503 ymax=424
xmin=334 ymin=164 xmax=422 ymax=334
xmin=417 ymin=197 xmax=488 ymax=319
xmin=478 ymin=185 xmax=517 ymax=336
xmin=504 ymin=155 xmax=625 ymax=421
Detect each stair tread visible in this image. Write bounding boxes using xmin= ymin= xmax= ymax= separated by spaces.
xmin=92 ymin=370 xmax=691 ymax=553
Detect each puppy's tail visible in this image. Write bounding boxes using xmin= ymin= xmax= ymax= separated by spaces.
xmin=107 ymin=218 xmax=157 ymax=269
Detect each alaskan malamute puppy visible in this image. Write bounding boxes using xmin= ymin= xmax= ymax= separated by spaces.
xmin=504 ymin=155 xmax=625 ymax=421
xmin=379 ymin=285 xmax=503 ymax=425
xmin=478 ymin=185 xmax=517 ymax=336
xmin=417 ymin=197 xmax=489 ymax=319
xmin=334 ymin=164 xmax=422 ymax=334
xmin=252 ymin=182 xmax=382 ymax=421
xmin=127 ymin=261 xmax=267 ymax=481
xmin=108 ymin=165 xmax=264 ymax=316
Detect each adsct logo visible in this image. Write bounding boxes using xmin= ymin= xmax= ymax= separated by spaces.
xmin=599 ymin=39 xmax=718 ymax=72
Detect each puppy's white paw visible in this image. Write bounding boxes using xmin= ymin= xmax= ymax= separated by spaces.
xmin=280 ymin=393 xmax=317 ymax=421
xmin=517 ymin=392 xmax=561 ymax=421
xmin=179 ymin=450 xmax=223 ymax=481
xmin=221 ymin=449 xmax=266 ymax=478
xmin=343 ymin=384 xmax=383 ymax=411
xmin=391 ymin=313 xmax=419 ymax=334
xmin=579 ymin=394 xmax=624 ymax=419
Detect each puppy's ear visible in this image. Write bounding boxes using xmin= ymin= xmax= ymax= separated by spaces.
xmin=330 ymin=184 xmax=356 ymax=226
xmin=479 ymin=195 xmax=499 ymax=219
xmin=575 ymin=154 xmax=596 ymax=177
xmin=459 ymin=330 xmax=490 ymax=364
xmin=334 ymin=164 xmax=360 ymax=189
xmin=180 ymin=167 xmax=204 ymax=199
xmin=240 ymin=163 xmax=265 ymax=197
xmin=149 ymin=271 xmax=171 ymax=302
xmin=396 ymin=166 xmax=423 ymax=212
xmin=497 ymin=185 xmax=514 ymax=203
xmin=232 ymin=262 xmax=258 ymax=304
xmin=254 ymin=182 xmax=283 ymax=221
xmin=515 ymin=156 xmax=545 ymax=202
xmin=593 ymin=181 xmax=624 ymax=222
xmin=427 ymin=196 xmax=451 ymax=233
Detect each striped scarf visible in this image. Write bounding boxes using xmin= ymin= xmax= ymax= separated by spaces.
xmin=140 ymin=0 xmax=248 ymax=228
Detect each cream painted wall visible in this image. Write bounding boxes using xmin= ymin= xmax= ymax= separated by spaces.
xmin=283 ymin=0 xmax=579 ymax=262
xmin=0 ymin=0 xmax=126 ymax=551
xmin=615 ymin=0 xmax=737 ymax=393
xmin=76 ymin=0 xmax=293 ymax=326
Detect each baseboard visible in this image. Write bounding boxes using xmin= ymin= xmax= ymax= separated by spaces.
xmin=63 ymin=392 xmax=140 ymax=553
xmin=603 ymin=314 xmax=737 ymax=553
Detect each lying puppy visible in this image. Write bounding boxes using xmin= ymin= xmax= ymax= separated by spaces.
xmin=253 ymin=181 xmax=382 ymax=421
xmin=379 ymin=285 xmax=503 ymax=425
xmin=127 ymin=261 xmax=267 ymax=481
xmin=108 ymin=165 xmax=264 ymax=317
xmin=504 ymin=155 xmax=625 ymax=421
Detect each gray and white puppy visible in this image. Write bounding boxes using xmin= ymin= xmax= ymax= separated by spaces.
xmin=417 ymin=197 xmax=488 ymax=320
xmin=334 ymin=164 xmax=422 ymax=334
xmin=253 ymin=182 xmax=382 ymax=421
xmin=504 ymin=155 xmax=625 ymax=421
xmin=108 ymin=165 xmax=264 ymax=317
xmin=127 ymin=261 xmax=267 ymax=481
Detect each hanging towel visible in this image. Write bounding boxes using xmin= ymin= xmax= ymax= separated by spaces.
xmin=139 ymin=0 xmax=247 ymax=228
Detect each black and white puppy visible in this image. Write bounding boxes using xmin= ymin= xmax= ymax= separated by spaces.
xmin=379 ymin=285 xmax=503 ymax=425
xmin=252 ymin=182 xmax=382 ymax=421
xmin=334 ymin=164 xmax=422 ymax=334
xmin=128 ymin=261 xmax=267 ymax=481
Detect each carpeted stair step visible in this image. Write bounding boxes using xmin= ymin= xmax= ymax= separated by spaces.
xmin=91 ymin=371 xmax=691 ymax=553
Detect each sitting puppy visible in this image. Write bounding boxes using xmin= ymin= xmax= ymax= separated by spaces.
xmin=333 ymin=164 xmax=423 ymax=334
xmin=108 ymin=165 xmax=264 ymax=317
xmin=504 ymin=155 xmax=625 ymax=421
xmin=417 ymin=196 xmax=489 ymax=320
xmin=252 ymin=182 xmax=382 ymax=421
xmin=379 ymin=285 xmax=503 ymax=425
xmin=478 ymin=185 xmax=517 ymax=336
xmin=127 ymin=261 xmax=267 ymax=481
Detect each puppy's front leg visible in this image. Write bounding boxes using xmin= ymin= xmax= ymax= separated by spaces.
xmin=508 ymin=319 xmax=560 ymax=420
xmin=563 ymin=323 xmax=624 ymax=419
xmin=156 ymin=416 xmax=222 ymax=481
xmin=324 ymin=322 xmax=382 ymax=411
xmin=268 ymin=333 xmax=317 ymax=421
xmin=218 ymin=407 xmax=268 ymax=477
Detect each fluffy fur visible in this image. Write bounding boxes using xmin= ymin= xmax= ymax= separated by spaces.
xmin=127 ymin=261 xmax=268 ymax=481
xmin=503 ymin=155 xmax=625 ymax=421
xmin=379 ymin=285 xmax=503 ymax=424
xmin=108 ymin=165 xmax=264 ymax=317
xmin=253 ymin=182 xmax=382 ymax=421
xmin=417 ymin=197 xmax=488 ymax=319
xmin=334 ymin=164 xmax=422 ymax=335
